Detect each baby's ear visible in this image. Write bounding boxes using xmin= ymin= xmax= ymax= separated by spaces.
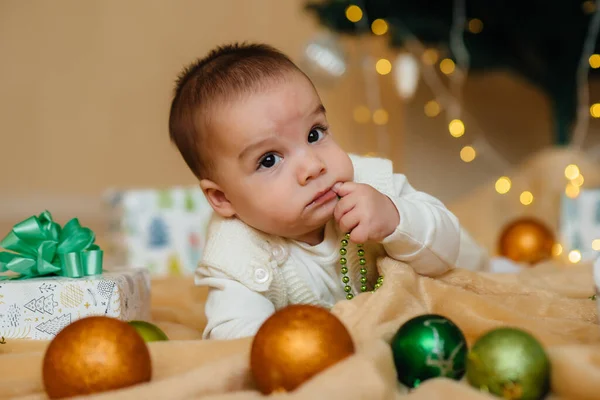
xmin=199 ymin=180 xmax=236 ymax=218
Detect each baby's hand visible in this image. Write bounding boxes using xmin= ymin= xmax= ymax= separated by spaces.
xmin=332 ymin=182 xmax=400 ymax=243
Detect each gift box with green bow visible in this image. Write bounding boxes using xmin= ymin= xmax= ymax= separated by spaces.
xmin=0 ymin=210 xmax=104 ymax=280
xmin=0 ymin=211 xmax=150 ymax=340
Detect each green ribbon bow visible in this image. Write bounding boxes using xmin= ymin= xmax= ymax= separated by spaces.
xmin=0 ymin=211 xmax=103 ymax=280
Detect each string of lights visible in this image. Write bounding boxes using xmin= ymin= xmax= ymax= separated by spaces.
xmin=340 ymin=1 xmax=600 ymax=263
xmin=344 ymin=2 xmax=599 ymax=208
xmin=349 ymin=4 xmax=519 ymax=199
xmin=571 ymin=0 xmax=600 ymax=150
xmin=345 ymin=4 xmax=390 ymax=158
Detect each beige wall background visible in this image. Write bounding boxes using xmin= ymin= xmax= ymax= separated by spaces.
xmin=2 ymin=0 xmax=599 ymax=249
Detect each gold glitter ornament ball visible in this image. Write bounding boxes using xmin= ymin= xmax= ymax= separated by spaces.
xmin=466 ymin=328 xmax=550 ymax=400
xmin=250 ymin=304 xmax=355 ymax=394
xmin=498 ymin=218 xmax=555 ymax=265
xmin=43 ymin=316 xmax=152 ymax=399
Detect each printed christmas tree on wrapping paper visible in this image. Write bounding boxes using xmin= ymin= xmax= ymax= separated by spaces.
xmin=168 ymin=254 xmax=183 ymax=276
xmin=157 ymin=190 xmax=174 ymax=209
xmin=148 ymin=217 xmax=169 ymax=248
xmin=35 ymin=314 xmax=71 ymax=336
xmin=24 ymin=294 xmax=57 ymax=315
xmin=184 ymin=190 xmax=196 ymax=212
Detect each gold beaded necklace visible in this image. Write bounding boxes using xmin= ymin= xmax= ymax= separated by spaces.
xmin=339 ymin=233 xmax=384 ymax=300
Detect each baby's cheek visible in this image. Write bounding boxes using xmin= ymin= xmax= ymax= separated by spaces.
xmin=251 ymin=195 xmax=282 ymax=216
xmin=267 ymin=203 xmax=302 ymax=229
xmin=271 ymin=202 xmax=297 ymax=221
xmin=332 ymin=152 xmax=353 ymax=180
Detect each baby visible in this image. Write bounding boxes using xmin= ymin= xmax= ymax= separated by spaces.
xmin=168 ymin=43 xmax=488 ymax=340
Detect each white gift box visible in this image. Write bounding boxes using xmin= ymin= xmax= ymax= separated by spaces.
xmin=105 ymin=187 xmax=213 ymax=277
xmin=0 ymin=268 xmax=150 ymax=340
xmin=560 ymin=189 xmax=600 ymax=262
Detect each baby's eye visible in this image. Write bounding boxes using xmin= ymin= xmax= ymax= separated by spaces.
xmin=258 ymin=153 xmax=282 ymax=170
xmin=307 ymin=127 xmax=326 ymax=143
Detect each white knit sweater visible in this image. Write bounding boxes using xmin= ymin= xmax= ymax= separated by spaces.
xmin=195 ymin=154 xmax=488 ymax=339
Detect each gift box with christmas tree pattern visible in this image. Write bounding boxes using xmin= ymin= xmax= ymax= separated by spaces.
xmin=104 ymin=187 xmax=213 ymax=277
xmin=0 ymin=268 xmax=150 ymax=340
xmin=0 ymin=211 xmax=151 ymax=340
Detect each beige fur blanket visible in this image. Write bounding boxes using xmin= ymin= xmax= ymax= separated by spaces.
xmin=1 ymin=257 xmax=599 ymax=400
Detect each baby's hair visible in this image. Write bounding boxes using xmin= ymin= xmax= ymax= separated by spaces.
xmin=168 ymin=43 xmax=302 ymax=180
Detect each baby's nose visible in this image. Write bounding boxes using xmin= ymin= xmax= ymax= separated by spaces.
xmin=298 ymin=155 xmax=326 ymax=184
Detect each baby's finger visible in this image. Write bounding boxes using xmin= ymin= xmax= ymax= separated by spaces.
xmin=333 ymin=196 xmax=356 ymax=223
xmin=338 ymin=209 xmax=360 ymax=235
xmin=331 ymin=181 xmax=357 ymax=197
xmin=349 ymin=223 xmax=369 ymax=244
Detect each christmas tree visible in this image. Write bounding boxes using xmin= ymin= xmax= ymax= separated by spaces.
xmin=305 ymin=0 xmax=600 ymax=145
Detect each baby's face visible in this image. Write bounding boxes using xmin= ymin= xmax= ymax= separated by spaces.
xmin=205 ymin=71 xmax=353 ymax=244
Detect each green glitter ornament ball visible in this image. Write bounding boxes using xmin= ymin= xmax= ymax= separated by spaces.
xmin=128 ymin=320 xmax=169 ymax=343
xmin=466 ymin=328 xmax=550 ymax=400
xmin=390 ymin=314 xmax=467 ymax=388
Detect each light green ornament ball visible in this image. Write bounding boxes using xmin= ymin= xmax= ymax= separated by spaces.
xmin=128 ymin=320 xmax=169 ymax=342
xmin=466 ymin=328 xmax=550 ymax=400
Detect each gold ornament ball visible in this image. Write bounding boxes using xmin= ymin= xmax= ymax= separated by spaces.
xmin=498 ymin=218 xmax=555 ymax=265
xmin=250 ymin=304 xmax=355 ymax=394
xmin=43 ymin=316 xmax=152 ymax=399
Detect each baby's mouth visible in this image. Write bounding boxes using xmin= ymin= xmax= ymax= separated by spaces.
xmin=307 ymin=187 xmax=337 ymax=208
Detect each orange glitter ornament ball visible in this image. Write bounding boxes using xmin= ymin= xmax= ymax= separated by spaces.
xmin=250 ymin=304 xmax=355 ymax=394
xmin=498 ymin=217 xmax=555 ymax=265
xmin=42 ymin=316 xmax=152 ymax=399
